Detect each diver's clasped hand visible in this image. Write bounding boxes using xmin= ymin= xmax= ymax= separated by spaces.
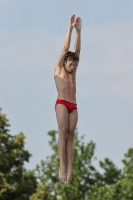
xmin=69 ymin=14 xmax=82 ymax=30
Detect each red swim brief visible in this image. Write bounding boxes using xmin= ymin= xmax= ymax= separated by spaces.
xmin=55 ymin=99 xmax=77 ymax=113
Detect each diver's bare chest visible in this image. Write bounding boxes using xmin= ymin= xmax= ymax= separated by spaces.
xmin=62 ymin=74 xmax=75 ymax=83
xmin=55 ymin=73 xmax=76 ymax=85
xmin=54 ymin=68 xmax=76 ymax=86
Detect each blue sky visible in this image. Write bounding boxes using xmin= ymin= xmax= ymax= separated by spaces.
xmin=1 ymin=0 xmax=133 ymax=171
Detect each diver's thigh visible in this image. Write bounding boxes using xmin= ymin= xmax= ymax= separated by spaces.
xmin=68 ymin=109 xmax=78 ymax=132
xmin=55 ymin=104 xmax=69 ymax=129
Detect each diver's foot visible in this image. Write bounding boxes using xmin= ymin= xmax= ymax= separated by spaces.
xmin=59 ymin=167 xmax=67 ymax=183
xmin=66 ymin=168 xmax=72 ymax=183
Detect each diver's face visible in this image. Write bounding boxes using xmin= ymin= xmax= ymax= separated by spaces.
xmin=64 ymin=59 xmax=76 ymax=73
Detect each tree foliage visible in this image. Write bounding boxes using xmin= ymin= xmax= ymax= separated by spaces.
xmin=35 ymin=129 xmax=122 ymax=200
xmin=29 ymin=183 xmax=53 ymax=200
xmin=1 ymin=108 xmax=133 ymax=200
xmin=0 ymin=109 xmax=37 ymax=199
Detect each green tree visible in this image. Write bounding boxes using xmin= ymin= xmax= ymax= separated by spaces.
xmin=36 ymin=129 xmax=118 ymax=200
xmin=122 ymin=148 xmax=133 ymax=175
xmin=29 ymin=183 xmax=53 ymax=200
xmin=93 ymin=174 xmax=133 ymax=200
xmin=99 ymin=158 xmax=121 ymax=185
xmin=0 ymin=108 xmax=37 ymax=200
xmin=1 ymin=108 xmax=133 ymax=200
xmin=89 ymin=148 xmax=133 ymax=200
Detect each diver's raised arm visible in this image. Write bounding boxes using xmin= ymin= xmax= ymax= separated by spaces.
xmin=74 ymin=17 xmax=82 ymax=58
xmin=54 ymin=14 xmax=76 ymax=70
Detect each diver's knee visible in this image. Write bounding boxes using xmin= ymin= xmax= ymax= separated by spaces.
xmin=67 ymin=131 xmax=74 ymax=140
xmin=59 ymin=126 xmax=68 ymax=136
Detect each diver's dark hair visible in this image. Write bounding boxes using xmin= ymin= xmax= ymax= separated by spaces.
xmin=64 ymin=51 xmax=79 ymax=64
